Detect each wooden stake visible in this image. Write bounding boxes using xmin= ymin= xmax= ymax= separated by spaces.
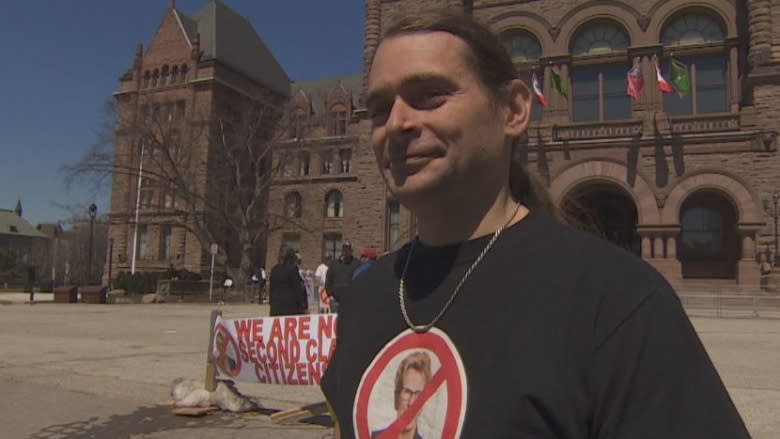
xmin=204 ymin=309 xmax=222 ymax=392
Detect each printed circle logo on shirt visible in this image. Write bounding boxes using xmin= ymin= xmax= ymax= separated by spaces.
xmin=353 ymin=328 xmax=468 ymax=439
xmin=213 ymin=323 xmax=242 ymax=378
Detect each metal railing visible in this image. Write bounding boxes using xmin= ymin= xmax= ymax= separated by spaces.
xmin=679 ymin=293 xmax=780 ymax=318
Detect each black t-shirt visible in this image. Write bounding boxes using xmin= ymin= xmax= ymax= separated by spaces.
xmin=321 ymin=210 xmax=750 ymax=439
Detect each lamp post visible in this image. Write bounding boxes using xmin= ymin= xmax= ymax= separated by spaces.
xmin=87 ymin=203 xmax=97 ymax=286
xmin=773 ymin=191 xmax=779 ymax=265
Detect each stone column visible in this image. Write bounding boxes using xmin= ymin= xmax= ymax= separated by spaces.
xmin=737 ymin=232 xmax=759 ymax=288
xmin=361 ymin=0 xmax=382 ymax=106
xmin=654 ymin=236 xmax=665 ymax=259
xmin=742 ymin=234 xmax=756 ymax=260
xmin=642 ymin=235 xmax=652 ymax=260
xmin=747 ymin=0 xmax=772 ymax=66
xmin=666 ymin=235 xmax=677 ymax=259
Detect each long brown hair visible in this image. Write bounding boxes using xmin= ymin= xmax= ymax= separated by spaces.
xmin=379 ymin=11 xmax=561 ymax=220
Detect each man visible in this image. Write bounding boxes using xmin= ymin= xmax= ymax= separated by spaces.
xmin=353 ymin=247 xmax=379 ymax=280
xmin=315 ymin=258 xmax=331 ymax=312
xmin=371 ymin=352 xmax=431 ymax=439
xmin=325 ymin=242 xmax=360 ymax=313
xmin=269 ymin=248 xmax=308 ymax=316
xmin=321 ymin=10 xmax=749 ymax=439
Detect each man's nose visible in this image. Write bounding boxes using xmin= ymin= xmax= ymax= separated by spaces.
xmin=385 ymin=96 xmax=416 ymax=135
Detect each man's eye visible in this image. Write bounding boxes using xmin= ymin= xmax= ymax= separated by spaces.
xmin=414 ymin=90 xmax=447 ymax=108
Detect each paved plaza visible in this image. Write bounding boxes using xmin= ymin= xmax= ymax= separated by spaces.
xmin=0 ymin=295 xmax=778 ymax=438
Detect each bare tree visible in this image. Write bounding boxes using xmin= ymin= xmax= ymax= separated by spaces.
xmin=65 ymin=91 xmax=307 ymax=293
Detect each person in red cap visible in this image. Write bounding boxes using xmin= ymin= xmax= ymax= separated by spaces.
xmin=352 ymin=247 xmax=379 ymax=280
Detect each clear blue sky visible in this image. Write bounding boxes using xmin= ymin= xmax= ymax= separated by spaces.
xmin=0 ymin=0 xmax=364 ymax=226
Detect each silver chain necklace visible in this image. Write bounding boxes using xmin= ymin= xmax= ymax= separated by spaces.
xmin=399 ymin=202 xmax=522 ymax=333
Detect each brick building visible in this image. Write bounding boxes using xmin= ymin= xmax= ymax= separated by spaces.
xmin=109 ymin=0 xmax=780 ymax=291
xmin=268 ymin=0 xmax=780 ymax=290
xmin=107 ymin=1 xmax=290 ymax=281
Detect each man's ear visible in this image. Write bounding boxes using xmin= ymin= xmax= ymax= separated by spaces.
xmin=504 ymin=79 xmax=531 ymax=137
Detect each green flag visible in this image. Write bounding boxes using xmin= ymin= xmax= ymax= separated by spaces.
xmin=670 ymin=58 xmax=690 ymax=98
xmin=550 ymin=69 xmax=568 ymax=98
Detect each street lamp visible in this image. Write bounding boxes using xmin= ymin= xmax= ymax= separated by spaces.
xmin=87 ymin=203 xmax=97 ymax=286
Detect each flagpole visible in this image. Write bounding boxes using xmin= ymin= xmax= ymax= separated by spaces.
xmin=130 ymin=141 xmax=145 ymax=274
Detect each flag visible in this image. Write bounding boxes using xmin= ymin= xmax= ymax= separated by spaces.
xmin=626 ymin=60 xmax=643 ymax=100
xmin=550 ymin=69 xmax=567 ymax=98
xmin=531 ymin=71 xmax=547 ymax=107
xmin=655 ymin=59 xmax=672 ymax=93
xmin=670 ymin=58 xmax=690 ymax=97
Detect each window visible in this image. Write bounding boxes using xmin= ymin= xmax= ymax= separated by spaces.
xmin=163 ymin=103 xmax=173 ymax=122
xmin=501 ymin=30 xmax=544 ymax=122
xmin=137 ymin=225 xmax=148 ymax=259
xmin=289 ymin=108 xmax=306 ymax=139
xmin=339 ymin=149 xmax=352 ymax=173
xmin=152 ymin=69 xmax=159 ymax=87
xmin=159 ymin=225 xmax=172 ymax=260
xmin=322 ymin=152 xmax=334 ymax=174
xmin=180 ymin=64 xmax=188 ymax=82
xmin=570 ymin=22 xmax=631 ymax=122
xmin=679 ymin=191 xmax=739 ymax=279
xmin=281 ymin=155 xmax=293 ymax=177
xmin=152 ymin=104 xmax=161 ymax=122
xmin=323 ymin=233 xmax=342 ymax=261
xmin=143 ymin=71 xmax=150 ymax=88
xmin=501 ymin=31 xmax=541 ymax=63
xmin=140 ymin=105 xmax=150 ymax=123
xmin=175 ymin=101 xmax=186 ymax=120
xmin=330 ymin=108 xmax=347 ymax=136
xmin=571 ymin=65 xmax=632 ymax=121
xmin=571 ymin=22 xmax=629 ymax=57
xmin=386 ymin=199 xmax=401 ymax=250
xmin=299 ymin=152 xmax=310 ymax=176
xmin=661 ymin=12 xmax=727 ymax=115
xmin=140 ymin=178 xmax=155 ymax=208
xmin=161 ymin=65 xmax=170 ymax=86
xmin=284 ymin=192 xmax=302 ymax=218
xmin=171 ymin=65 xmax=179 ymax=84
xmin=325 ymin=190 xmax=343 ymax=218
xmin=281 ymin=233 xmax=301 ymax=254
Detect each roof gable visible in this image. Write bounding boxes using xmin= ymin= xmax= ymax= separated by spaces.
xmin=194 ymin=0 xmax=291 ymax=96
xmin=0 ymin=210 xmax=47 ymax=239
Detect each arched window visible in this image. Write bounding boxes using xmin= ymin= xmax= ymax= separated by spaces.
xmin=171 ymin=65 xmax=179 ymax=84
xmin=180 ymin=64 xmax=188 ymax=82
xmin=329 ymin=104 xmax=348 ymax=136
xmin=284 ymin=192 xmax=302 ymax=218
xmin=679 ymin=191 xmax=739 ymax=278
xmin=570 ymin=21 xmax=631 ymax=122
xmin=660 ymin=11 xmax=727 ymax=116
xmin=325 ymin=190 xmax=343 ymax=218
xmin=161 ymin=65 xmax=170 ymax=86
xmin=151 ymin=69 xmax=159 ymax=87
xmin=501 ymin=30 xmax=541 ymax=63
xmin=299 ymin=152 xmax=310 ymax=176
xmin=501 ymin=30 xmax=543 ymax=122
xmin=143 ymin=71 xmax=150 ymax=88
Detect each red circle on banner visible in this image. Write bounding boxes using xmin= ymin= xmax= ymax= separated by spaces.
xmin=213 ymin=323 xmax=242 ymax=378
xmin=353 ymin=328 xmax=467 ymax=439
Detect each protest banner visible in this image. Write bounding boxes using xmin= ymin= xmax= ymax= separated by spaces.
xmin=212 ymin=314 xmax=338 ymax=385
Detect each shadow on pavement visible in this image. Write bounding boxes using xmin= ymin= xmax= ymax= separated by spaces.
xmin=29 ymin=404 xmax=333 ymax=438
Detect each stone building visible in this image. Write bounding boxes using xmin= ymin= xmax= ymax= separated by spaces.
xmin=107 ymin=1 xmax=290 ymax=280
xmin=268 ymin=0 xmax=780 ymax=290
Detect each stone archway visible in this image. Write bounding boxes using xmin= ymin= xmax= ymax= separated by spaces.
xmin=679 ymin=190 xmax=740 ymax=279
xmin=662 ymin=171 xmax=763 ymax=225
xmin=562 ymin=181 xmax=641 ymax=255
xmin=550 ymin=159 xmax=659 ymax=225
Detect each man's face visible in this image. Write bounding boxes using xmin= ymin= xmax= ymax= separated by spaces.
xmin=397 ymin=368 xmax=426 ymax=433
xmin=367 ymin=32 xmax=516 ymax=205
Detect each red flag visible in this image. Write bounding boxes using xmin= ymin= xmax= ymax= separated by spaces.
xmin=655 ymin=59 xmax=672 ymax=93
xmin=531 ymin=71 xmax=547 ymax=107
xmin=626 ymin=60 xmax=643 ymax=100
